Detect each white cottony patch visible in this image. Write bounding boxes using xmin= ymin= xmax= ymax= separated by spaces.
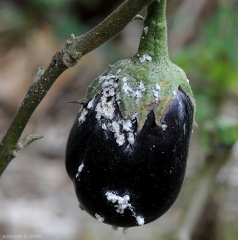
xmin=143 ymin=26 xmax=148 ymax=35
xmin=75 ymin=162 xmax=84 ymax=179
xmin=127 ymin=132 xmax=135 ymax=145
xmin=98 ymin=73 xmax=117 ymax=83
xmin=155 ymin=83 xmax=161 ymax=91
xmin=116 ymin=134 xmax=125 ymax=146
xmin=153 ymin=83 xmax=161 ymax=102
xmin=117 ymin=69 xmax=122 ymax=74
xmin=102 ymin=123 xmax=107 ymax=130
xmin=132 ymin=112 xmax=138 ymax=119
xmin=122 ymin=78 xmax=146 ymax=105
xmin=134 ymin=81 xmax=146 ymax=105
xmin=112 ymin=121 xmax=120 ymax=134
xmin=122 ymin=81 xmax=133 ymax=95
xmin=95 ymin=72 xmax=120 ymax=122
xmin=87 ymin=98 xmax=94 ymax=109
xmin=78 ymin=109 xmax=88 ymax=123
xmin=139 ymin=53 xmax=152 ymax=63
xmin=122 ymin=120 xmax=132 ymax=132
xmin=95 ymin=213 xmax=104 ymax=222
xmin=112 ymin=121 xmax=125 ymax=146
xmin=173 ymin=90 xmax=177 ymax=96
xmin=187 ymin=78 xmax=190 ymax=83
xmin=136 ymin=216 xmax=145 ymax=226
xmin=122 ymin=77 xmax=127 ymax=82
xmin=138 ymin=81 xmax=146 ymax=92
xmin=105 ymin=192 xmax=131 ymax=214
xmin=105 ymin=191 xmax=145 ymax=226
xmin=78 ymin=163 xmax=84 ymax=172
xmin=162 ymin=124 xmax=168 ymax=131
xmin=96 ymin=99 xmax=115 ymax=120
xmin=98 ymin=75 xmax=107 ymax=83
xmin=94 ymin=72 xmax=139 ymax=146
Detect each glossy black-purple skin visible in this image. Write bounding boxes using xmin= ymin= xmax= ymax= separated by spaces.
xmin=66 ymin=89 xmax=194 ymax=227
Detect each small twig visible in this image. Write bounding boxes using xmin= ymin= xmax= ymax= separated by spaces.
xmin=17 ymin=134 xmax=44 ymax=150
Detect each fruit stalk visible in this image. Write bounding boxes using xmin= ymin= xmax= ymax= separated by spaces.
xmin=138 ymin=0 xmax=169 ymax=62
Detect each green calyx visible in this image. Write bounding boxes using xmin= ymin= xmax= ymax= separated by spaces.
xmin=84 ymin=0 xmax=195 ymax=131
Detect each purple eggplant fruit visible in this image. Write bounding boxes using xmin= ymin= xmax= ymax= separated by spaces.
xmin=65 ymin=0 xmax=195 ymax=229
xmin=66 ymin=87 xmax=194 ymax=227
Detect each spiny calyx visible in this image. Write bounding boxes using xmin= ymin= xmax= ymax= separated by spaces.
xmin=84 ymin=54 xmax=195 ymax=132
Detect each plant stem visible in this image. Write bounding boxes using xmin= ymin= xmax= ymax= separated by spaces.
xmin=138 ymin=0 xmax=169 ymax=62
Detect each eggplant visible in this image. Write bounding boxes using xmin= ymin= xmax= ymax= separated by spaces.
xmin=65 ymin=0 xmax=195 ymax=229
xmin=66 ymin=86 xmax=194 ymax=227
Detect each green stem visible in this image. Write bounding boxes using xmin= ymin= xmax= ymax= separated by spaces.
xmin=138 ymin=0 xmax=169 ymax=62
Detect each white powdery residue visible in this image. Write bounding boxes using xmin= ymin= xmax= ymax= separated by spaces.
xmin=116 ymin=134 xmax=125 ymax=146
xmin=113 ymin=81 xmax=119 ymax=89
xmin=78 ymin=109 xmax=88 ymax=123
xmin=122 ymin=82 xmax=133 ymax=95
xmin=96 ymin=99 xmax=115 ymax=120
xmin=102 ymin=81 xmax=109 ymax=88
xmin=107 ymin=87 xmax=116 ymax=97
xmin=143 ymin=26 xmax=148 ymax=35
xmin=87 ymin=98 xmax=94 ymax=109
xmin=134 ymin=91 xmax=143 ymax=105
xmin=112 ymin=121 xmax=125 ymax=146
xmin=112 ymin=121 xmax=120 ymax=135
xmin=105 ymin=74 xmax=116 ymax=81
xmin=106 ymin=191 xmax=145 ymax=226
xmin=75 ymin=162 xmax=84 ymax=179
xmin=105 ymin=192 xmax=131 ymax=214
xmin=136 ymin=216 xmax=145 ymax=226
xmin=145 ymin=54 xmax=152 ymax=61
xmin=102 ymin=79 xmax=115 ymax=88
xmin=138 ymin=81 xmax=146 ymax=92
xmin=95 ymin=111 xmax=101 ymax=120
xmin=122 ymin=120 xmax=132 ymax=131
xmin=162 ymin=124 xmax=168 ymax=131
xmin=95 ymin=213 xmax=104 ymax=222
xmin=155 ymin=83 xmax=161 ymax=91
xmin=139 ymin=53 xmax=152 ymax=63
xmin=122 ymin=77 xmax=127 ymax=82
xmin=153 ymin=89 xmax=159 ymax=102
xmin=116 ymin=91 xmax=121 ymax=102
xmin=127 ymin=132 xmax=135 ymax=145
xmin=132 ymin=81 xmax=146 ymax=105
xmin=99 ymin=75 xmax=107 ymax=83
xmin=132 ymin=112 xmax=138 ymax=119
xmin=117 ymin=69 xmax=122 ymax=75
xmin=102 ymin=123 xmax=107 ymax=130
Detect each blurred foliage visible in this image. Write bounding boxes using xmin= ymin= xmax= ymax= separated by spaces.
xmin=0 ymin=0 xmax=117 ymax=42
xmin=172 ymin=1 xmax=238 ymax=149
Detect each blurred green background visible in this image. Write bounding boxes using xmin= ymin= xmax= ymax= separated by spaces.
xmin=0 ymin=0 xmax=237 ymax=240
